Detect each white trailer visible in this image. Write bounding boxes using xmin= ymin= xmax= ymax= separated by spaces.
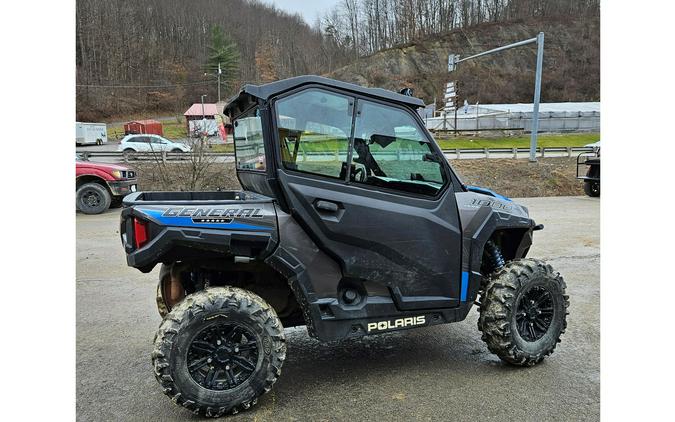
xmin=76 ymin=122 xmax=108 ymax=145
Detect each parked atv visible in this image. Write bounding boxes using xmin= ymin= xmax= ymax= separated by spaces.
xmin=119 ymin=76 xmax=568 ymax=417
xmin=577 ymin=142 xmax=600 ymax=197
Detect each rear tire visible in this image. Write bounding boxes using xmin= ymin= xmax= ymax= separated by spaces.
xmin=76 ymin=183 xmax=111 ymax=214
xmin=152 ymin=287 xmax=286 ymax=417
xmin=171 ymin=148 xmax=186 ymax=160
xmin=478 ymin=259 xmax=569 ymax=366
xmin=584 ymin=180 xmax=600 ymax=197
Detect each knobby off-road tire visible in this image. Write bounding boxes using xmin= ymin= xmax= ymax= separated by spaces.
xmin=584 ymin=180 xmax=600 ymax=197
xmin=478 ymin=259 xmax=569 ymax=366
xmin=76 ymin=183 xmax=111 ymax=214
xmin=152 ymin=287 xmax=286 ymax=417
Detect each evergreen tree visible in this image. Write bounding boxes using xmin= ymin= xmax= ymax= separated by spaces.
xmin=205 ymin=25 xmax=240 ymax=91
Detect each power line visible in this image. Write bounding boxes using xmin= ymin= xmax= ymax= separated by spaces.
xmin=76 ymin=80 xmax=214 ymax=89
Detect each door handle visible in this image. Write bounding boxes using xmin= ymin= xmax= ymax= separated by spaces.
xmin=315 ymin=200 xmax=339 ymax=213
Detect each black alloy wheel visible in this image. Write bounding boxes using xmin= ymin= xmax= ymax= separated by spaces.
xmin=515 ymin=285 xmax=554 ymax=342
xmin=187 ymin=323 xmax=259 ymax=391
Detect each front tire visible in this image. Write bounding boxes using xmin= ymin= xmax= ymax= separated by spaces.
xmin=478 ymin=259 xmax=569 ymax=366
xmin=76 ymin=183 xmax=111 ymax=214
xmin=152 ymin=287 xmax=286 ymax=417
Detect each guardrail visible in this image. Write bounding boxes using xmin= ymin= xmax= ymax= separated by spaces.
xmin=443 ymin=146 xmax=594 ymax=159
xmin=77 ymin=150 xmax=234 ymax=163
xmin=76 ymin=146 xmax=594 ymax=163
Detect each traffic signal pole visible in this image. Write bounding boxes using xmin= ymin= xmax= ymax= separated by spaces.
xmin=449 ymin=32 xmax=545 ymax=162
xmin=529 ymin=32 xmax=544 ymax=162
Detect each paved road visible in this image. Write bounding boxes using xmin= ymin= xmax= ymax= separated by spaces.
xmin=76 ymin=141 xmax=121 ymax=153
xmin=76 ymin=196 xmax=600 ymax=421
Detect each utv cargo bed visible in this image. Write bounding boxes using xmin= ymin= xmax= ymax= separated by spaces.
xmin=120 ymin=191 xmax=278 ymax=272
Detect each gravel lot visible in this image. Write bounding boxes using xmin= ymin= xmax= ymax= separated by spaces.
xmin=76 ymin=196 xmax=599 ymax=421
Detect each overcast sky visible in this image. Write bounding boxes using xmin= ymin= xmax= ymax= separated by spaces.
xmin=264 ymin=0 xmax=339 ymax=26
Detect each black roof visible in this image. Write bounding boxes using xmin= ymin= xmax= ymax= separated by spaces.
xmin=224 ymin=75 xmax=425 ymax=117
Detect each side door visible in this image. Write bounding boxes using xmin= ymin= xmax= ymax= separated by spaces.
xmin=133 ymin=136 xmax=149 ymax=152
xmin=272 ymin=88 xmax=463 ymax=309
xmin=147 ymin=135 xmax=164 ymax=152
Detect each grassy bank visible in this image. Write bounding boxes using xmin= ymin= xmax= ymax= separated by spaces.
xmin=434 ymin=132 xmax=599 ymax=149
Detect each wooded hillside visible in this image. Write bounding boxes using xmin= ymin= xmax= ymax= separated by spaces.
xmin=76 ymin=0 xmax=350 ymax=120
xmin=76 ymin=0 xmax=599 ymax=120
xmin=327 ymin=15 xmax=600 ymax=107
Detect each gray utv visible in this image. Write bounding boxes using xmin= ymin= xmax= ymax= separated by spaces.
xmin=120 ymin=76 xmax=569 ymax=417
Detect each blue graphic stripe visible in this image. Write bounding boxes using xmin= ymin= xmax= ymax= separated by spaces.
xmin=141 ymin=209 xmax=273 ymax=231
xmin=465 ymin=185 xmax=512 ymax=202
xmin=460 ymin=271 xmax=469 ymax=302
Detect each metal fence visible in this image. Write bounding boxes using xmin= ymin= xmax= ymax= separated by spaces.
xmin=424 ymin=111 xmax=600 ymax=132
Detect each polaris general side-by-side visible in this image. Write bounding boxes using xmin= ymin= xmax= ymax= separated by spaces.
xmin=119 ymin=76 xmax=568 ymax=417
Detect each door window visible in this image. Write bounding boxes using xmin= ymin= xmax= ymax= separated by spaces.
xmin=276 ymin=89 xmax=352 ymax=179
xmin=350 ymin=101 xmax=446 ymax=196
xmin=234 ymin=107 xmax=266 ymax=170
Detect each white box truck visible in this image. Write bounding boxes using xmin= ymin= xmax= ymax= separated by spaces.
xmin=76 ymin=122 xmax=108 ymax=145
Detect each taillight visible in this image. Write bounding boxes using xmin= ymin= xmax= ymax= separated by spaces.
xmin=133 ymin=218 xmax=149 ymax=249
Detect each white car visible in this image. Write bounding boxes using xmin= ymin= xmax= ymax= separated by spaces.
xmin=118 ymin=134 xmax=191 ymax=153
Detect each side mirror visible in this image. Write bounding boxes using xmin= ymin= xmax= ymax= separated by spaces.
xmin=399 ymin=87 xmax=414 ymax=96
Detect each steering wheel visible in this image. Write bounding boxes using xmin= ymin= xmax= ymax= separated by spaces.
xmin=353 ymin=167 xmax=366 ymax=182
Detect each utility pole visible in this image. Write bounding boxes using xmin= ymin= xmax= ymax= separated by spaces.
xmin=447 ymin=32 xmax=545 ymax=162
xmin=201 ymin=94 xmax=207 ymax=138
xmin=217 ymin=62 xmax=222 ymax=103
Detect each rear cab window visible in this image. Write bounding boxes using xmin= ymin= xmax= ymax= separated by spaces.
xmin=234 ymin=108 xmax=266 ymax=171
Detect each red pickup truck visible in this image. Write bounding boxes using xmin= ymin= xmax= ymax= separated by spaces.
xmin=76 ymin=155 xmax=138 ymax=214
